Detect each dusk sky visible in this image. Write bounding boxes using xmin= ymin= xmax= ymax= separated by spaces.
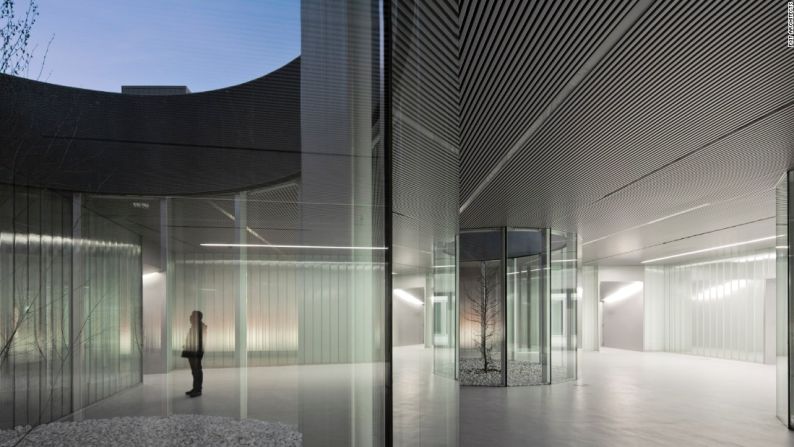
xmin=28 ymin=0 xmax=301 ymax=92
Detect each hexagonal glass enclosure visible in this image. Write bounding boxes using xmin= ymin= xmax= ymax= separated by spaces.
xmin=459 ymin=228 xmax=579 ymax=386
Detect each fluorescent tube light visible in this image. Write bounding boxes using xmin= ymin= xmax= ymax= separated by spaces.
xmin=641 ymin=236 xmax=777 ymax=264
xmin=201 ymin=243 xmax=388 ymax=250
xmin=583 ymin=204 xmax=710 ymax=246
xmin=394 ymin=289 xmax=423 ymax=306
xmin=601 ymin=282 xmax=643 ymax=304
xmin=142 ymin=272 xmax=161 ymax=281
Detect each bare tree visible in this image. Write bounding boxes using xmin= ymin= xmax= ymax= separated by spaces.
xmin=465 ymin=261 xmax=500 ymax=373
xmin=1 ymin=0 xmax=38 ymax=75
xmin=1 ymin=0 xmax=52 ymax=79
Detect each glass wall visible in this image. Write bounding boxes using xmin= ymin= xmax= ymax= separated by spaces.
xmin=459 ymin=229 xmax=505 ymax=386
xmin=506 ymin=229 xmax=546 ymax=386
xmin=550 ymin=231 xmax=578 ymax=383
xmin=460 ymin=228 xmax=579 ymax=387
xmin=0 ymin=186 xmax=142 ymax=430
xmin=644 ymin=249 xmax=775 ymax=363
xmin=0 ymin=186 xmax=74 ymax=429
xmin=777 ymin=171 xmax=791 ymax=427
xmin=390 ymin=0 xmax=461 ymax=442
xmin=0 ymin=0 xmax=389 ymax=445
xmin=75 ymin=203 xmax=143 ymax=410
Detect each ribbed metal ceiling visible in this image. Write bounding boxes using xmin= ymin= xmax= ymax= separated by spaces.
xmin=451 ymin=0 xmax=794 ymax=264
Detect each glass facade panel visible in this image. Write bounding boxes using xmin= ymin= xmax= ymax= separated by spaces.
xmin=507 ymin=229 xmax=546 ymax=386
xmin=550 ymin=231 xmax=578 ymax=383
xmin=459 ymin=230 xmax=505 ymax=386
xmin=0 ymin=1 xmax=389 ymax=445
xmin=0 ymin=186 xmax=142 ymax=430
xmin=643 ymin=249 xmax=774 ymax=363
xmin=777 ymin=172 xmax=791 ymax=426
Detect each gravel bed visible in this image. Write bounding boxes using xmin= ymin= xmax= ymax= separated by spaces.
xmin=461 ymin=359 xmax=574 ymax=386
xmin=459 ymin=358 xmax=503 ymax=386
xmin=506 ymin=361 xmax=544 ymax=386
xmin=0 ymin=415 xmax=302 ymax=447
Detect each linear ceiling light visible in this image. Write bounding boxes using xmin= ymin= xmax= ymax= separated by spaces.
xmin=641 ymin=236 xmax=777 ymax=264
xmin=583 ymin=204 xmax=710 ymax=246
xmin=201 ymin=243 xmax=388 ymax=250
xmin=394 ymin=289 xmax=423 ymax=306
xmin=602 ymin=282 xmax=643 ymax=304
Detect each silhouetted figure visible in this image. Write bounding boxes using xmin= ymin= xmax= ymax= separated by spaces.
xmin=181 ymin=310 xmax=206 ymax=397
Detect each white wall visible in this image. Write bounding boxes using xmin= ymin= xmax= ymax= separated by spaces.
xmin=598 ymin=266 xmax=645 ymax=283
xmin=393 ymin=274 xmax=428 ymax=347
xmin=601 ymin=281 xmax=644 ymax=351
xmin=580 ymin=266 xmax=599 ymax=351
xmin=393 ymin=286 xmax=425 ymax=347
xmin=597 ymin=266 xmax=644 ymax=350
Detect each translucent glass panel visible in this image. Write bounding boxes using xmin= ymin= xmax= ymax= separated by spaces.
xmin=0 ymin=0 xmax=388 ymax=443
xmin=162 ymin=194 xmax=386 ymax=444
xmin=0 ymin=186 xmax=73 ymax=429
xmin=0 ymin=186 xmax=142 ymax=429
xmin=776 ymin=172 xmax=791 ymax=426
xmin=550 ymin=231 xmax=577 ymax=383
xmin=76 ymin=206 xmax=142 ymax=408
xmin=643 ymin=250 xmax=774 ymax=363
xmin=391 ymin=0 xmax=460 ymax=442
xmin=169 ymin=251 xmax=387 ymax=368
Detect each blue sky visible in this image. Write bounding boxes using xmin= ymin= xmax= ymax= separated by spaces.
xmin=28 ymin=0 xmax=300 ymax=92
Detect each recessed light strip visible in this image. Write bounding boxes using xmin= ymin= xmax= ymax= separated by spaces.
xmin=583 ymin=204 xmax=710 ymax=246
xmin=394 ymin=289 xmax=423 ymax=306
xmin=201 ymin=243 xmax=388 ymax=250
xmin=641 ymin=236 xmax=777 ymax=264
xmin=602 ymin=282 xmax=643 ymax=304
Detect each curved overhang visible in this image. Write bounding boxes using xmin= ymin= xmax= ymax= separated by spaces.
xmin=0 ymin=57 xmax=301 ymax=196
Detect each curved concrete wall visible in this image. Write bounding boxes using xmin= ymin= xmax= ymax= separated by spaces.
xmin=0 ymin=58 xmax=301 ymax=195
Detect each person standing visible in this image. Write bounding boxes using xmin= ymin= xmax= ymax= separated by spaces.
xmin=181 ymin=310 xmax=206 ymax=397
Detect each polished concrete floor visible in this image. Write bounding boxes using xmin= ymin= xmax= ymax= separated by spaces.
xmin=64 ymin=346 xmax=792 ymax=446
xmin=461 ymin=348 xmax=791 ymax=447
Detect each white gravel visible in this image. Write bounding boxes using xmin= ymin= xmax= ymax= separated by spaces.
xmin=506 ymin=361 xmax=544 ymax=386
xmin=459 ymin=358 xmax=503 ymax=386
xmin=0 ymin=415 xmax=302 ymax=447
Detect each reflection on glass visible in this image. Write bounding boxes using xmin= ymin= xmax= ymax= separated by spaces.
xmin=507 ymin=229 xmax=545 ymax=386
xmin=550 ymin=231 xmax=577 ymax=383
xmin=0 ymin=0 xmax=388 ymax=444
xmin=776 ymin=172 xmax=791 ymax=426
